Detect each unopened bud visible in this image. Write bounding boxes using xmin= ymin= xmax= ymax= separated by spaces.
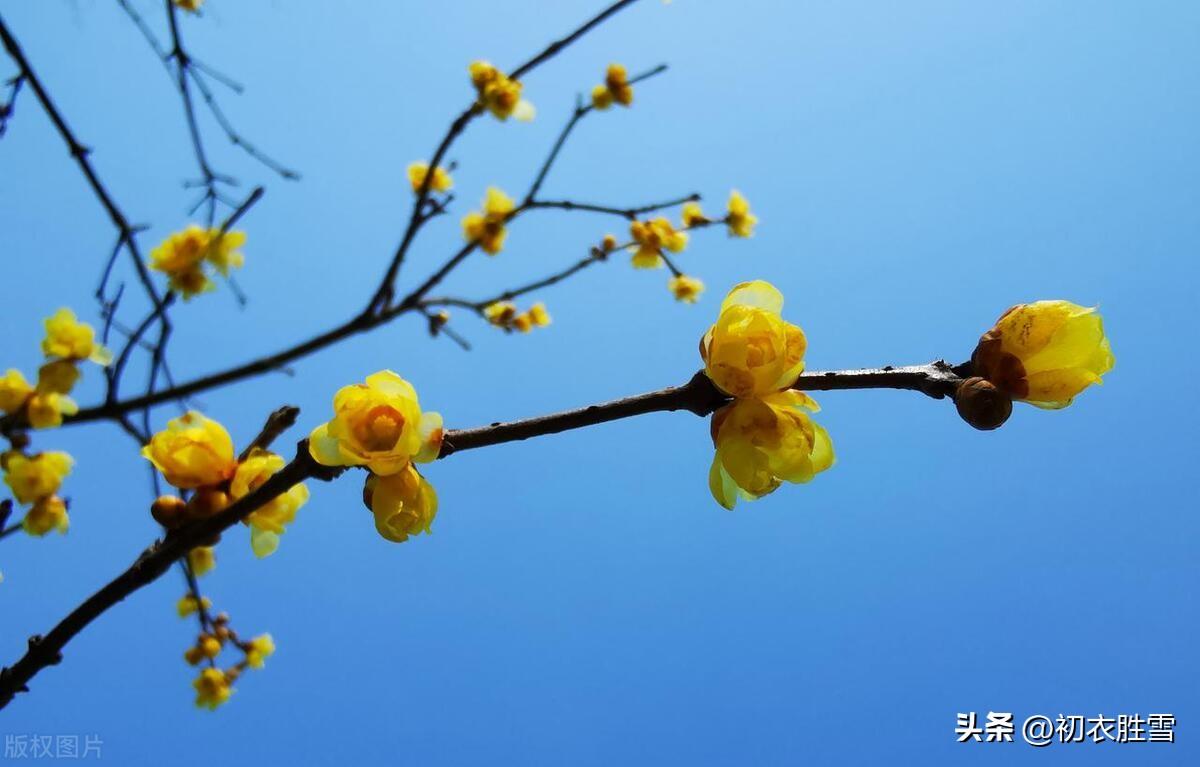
xmin=954 ymin=377 xmax=1012 ymax=431
xmin=151 ymin=495 xmax=188 ymax=528
xmin=188 ymin=488 xmax=229 ymax=518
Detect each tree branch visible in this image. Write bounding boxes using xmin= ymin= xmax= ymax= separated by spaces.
xmin=0 ymin=361 xmax=968 ymax=708
xmin=523 ymin=63 xmax=668 ymax=205
xmin=367 ymin=0 xmax=650 ymax=312
xmin=0 ymin=12 xmax=164 ymax=313
xmin=525 ymin=193 xmax=698 ymax=219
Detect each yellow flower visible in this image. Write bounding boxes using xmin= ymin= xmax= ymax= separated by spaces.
xmin=681 ymin=201 xmax=708 ymax=228
xmin=188 ymin=546 xmax=217 ymax=577
xmin=171 ymin=266 xmax=215 ymax=299
xmin=205 ymin=230 xmax=246 ymax=277
xmin=177 ymin=594 xmax=212 ymax=618
xmin=669 ymin=275 xmax=705 ymax=304
xmin=590 ymin=63 xmax=634 ymax=110
xmin=36 ymin=360 xmax=80 ymax=395
xmin=196 ymin=634 xmax=222 ymax=660
xmin=148 ymin=226 xmax=244 ymax=299
xmin=629 ymin=218 xmax=688 ymax=269
xmin=142 ymin=411 xmax=238 ymax=489
xmin=41 ymin=308 xmax=112 ymax=365
xmin=193 ymin=668 xmax=233 ymax=710
xmin=407 ymin=162 xmax=453 ymax=194
xmin=526 ymin=302 xmax=551 ymax=328
xmin=363 ymin=464 xmax=438 ymax=543
xmin=590 ymin=84 xmax=613 ymax=110
xmin=726 ymin=190 xmax=758 ymax=238
xmin=231 ymin=449 xmax=310 ymax=558
xmin=174 ymin=0 xmax=203 ymax=12
xmin=308 ymin=370 xmax=443 ymax=476
xmin=700 ymin=281 xmax=807 ymax=398
xmin=600 ymin=234 xmax=619 ymax=252
xmin=469 ymin=60 xmax=535 ymax=121
xmin=149 ymin=226 xmax=208 ymax=294
xmin=484 ymin=301 xmax=517 ymax=328
xmin=462 ymin=187 xmax=515 ymax=255
xmin=483 ymin=301 xmax=550 ymax=333
xmin=972 ymin=301 xmax=1115 ymax=409
xmin=245 ymin=634 xmax=276 ymax=669
xmin=708 ymin=392 xmax=834 ymax=509
xmin=22 ymin=495 xmax=69 ymax=536
xmin=3 ymin=451 xmax=72 ymax=504
xmin=25 ymin=391 xmax=78 ymax=430
xmin=0 ymin=369 xmax=33 ymax=414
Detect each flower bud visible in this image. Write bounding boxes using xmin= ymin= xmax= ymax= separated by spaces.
xmin=954 ymin=377 xmax=1013 ymax=431
xmin=151 ymin=495 xmax=189 ymax=528
xmin=188 ymin=488 xmax=229 ymax=518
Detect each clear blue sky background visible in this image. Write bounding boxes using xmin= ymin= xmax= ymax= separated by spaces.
xmin=1 ymin=1 xmax=1196 ymax=764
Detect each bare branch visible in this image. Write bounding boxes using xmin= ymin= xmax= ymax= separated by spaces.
xmin=367 ymin=0 xmax=650 ymax=312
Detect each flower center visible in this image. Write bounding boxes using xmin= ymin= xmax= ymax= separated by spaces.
xmin=358 ymin=405 xmax=406 ymax=452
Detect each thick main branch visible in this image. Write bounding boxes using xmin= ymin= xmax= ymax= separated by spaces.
xmin=0 ymin=360 xmax=965 ymax=710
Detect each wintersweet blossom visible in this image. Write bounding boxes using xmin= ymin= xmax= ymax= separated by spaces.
xmin=629 ymin=217 xmax=688 ymax=269
xmin=701 ymin=281 xmax=834 ymax=509
xmin=173 ymin=0 xmax=203 ymax=12
xmin=725 ymin=191 xmax=757 ymax=238
xmin=0 ymin=369 xmax=33 ymax=413
xmin=469 ymin=61 xmax=535 ymax=121
xmin=245 ymin=634 xmax=276 ymax=669
xmin=700 ymin=281 xmax=806 ymax=398
xmin=22 ymin=495 xmax=69 ymax=536
xmin=193 ymin=668 xmax=233 ymax=710
xmin=148 ymin=226 xmax=246 ymax=299
xmin=591 ymin=63 xmax=633 ymax=110
xmin=232 ymin=448 xmax=311 ymax=557
xmin=308 ymin=370 xmax=443 ymax=476
xmin=205 ymin=230 xmax=246 ymax=277
xmin=972 ymin=301 xmax=1115 ymax=409
xmin=142 ymin=411 xmax=238 ymax=489
xmin=36 ymin=360 xmax=80 ymax=395
xmin=188 ymin=546 xmax=216 ymax=577
xmin=25 ymin=391 xmax=79 ymax=430
xmin=708 ymin=392 xmax=834 ymax=510
xmin=41 ymin=308 xmax=112 ymax=365
xmin=3 ymin=451 xmax=72 ymax=504
xmin=407 ymin=162 xmax=453 ymax=194
xmin=483 ymin=301 xmax=551 ymax=332
xmin=177 ymin=594 xmax=212 ymax=618
xmin=363 ymin=463 xmax=439 ymax=543
xmin=681 ymin=201 xmax=708 ymax=227
xmin=462 ymin=187 xmax=516 ymax=255
xmin=668 ymin=275 xmax=705 ymax=304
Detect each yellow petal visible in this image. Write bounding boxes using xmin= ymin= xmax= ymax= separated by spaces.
xmin=250 ymin=527 xmax=280 ymax=558
xmin=414 ymin=411 xmax=444 ymax=464
xmin=708 ymin=456 xmax=738 ymax=510
xmin=308 ymin=423 xmax=351 ymax=467
xmin=720 ymin=280 xmax=784 ymax=315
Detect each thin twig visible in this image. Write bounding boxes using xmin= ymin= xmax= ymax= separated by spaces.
xmin=367 ymin=0 xmax=650 ymax=312
xmin=524 ymin=63 xmax=668 ymax=205
xmin=0 ymin=13 xmax=165 ymax=314
xmin=526 ymin=194 xmax=699 ymax=219
xmin=422 ymin=252 xmax=604 ymax=311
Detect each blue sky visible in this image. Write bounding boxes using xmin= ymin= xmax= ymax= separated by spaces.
xmin=1 ymin=1 xmax=1197 ymax=764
